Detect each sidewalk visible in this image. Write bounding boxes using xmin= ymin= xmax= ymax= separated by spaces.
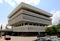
xmin=10 ymin=36 xmax=37 ymax=41
xmin=0 ymin=36 xmax=37 ymax=41
xmin=0 ymin=38 xmax=6 ymax=41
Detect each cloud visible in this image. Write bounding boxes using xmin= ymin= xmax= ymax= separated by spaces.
xmin=51 ymin=10 xmax=60 ymax=25
xmin=0 ymin=0 xmax=3 ymax=4
xmin=5 ymin=0 xmax=16 ymax=7
xmin=50 ymin=8 xmax=56 ymax=14
xmin=15 ymin=0 xmax=24 ymax=4
xmin=0 ymin=22 xmax=12 ymax=30
xmin=0 ymin=22 xmax=6 ymax=30
xmin=6 ymin=0 xmax=40 ymax=7
xmin=3 ymin=0 xmax=40 ymax=7
xmin=15 ymin=0 xmax=40 ymax=6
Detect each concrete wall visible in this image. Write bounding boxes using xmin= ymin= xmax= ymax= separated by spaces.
xmin=8 ymin=9 xmax=51 ymax=25
xmin=13 ymin=25 xmax=46 ymax=32
xmin=22 ymin=14 xmax=51 ymax=25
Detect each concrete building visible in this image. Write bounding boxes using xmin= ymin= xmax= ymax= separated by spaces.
xmin=8 ymin=2 xmax=52 ymax=36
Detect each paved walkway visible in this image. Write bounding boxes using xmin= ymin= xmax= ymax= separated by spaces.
xmin=0 ymin=37 xmax=6 ymax=41
xmin=10 ymin=36 xmax=37 ymax=41
xmin=0 ymin=36 xmax=37 ymax=41
xmin=0 ymin=39 xmax=6 ymax=41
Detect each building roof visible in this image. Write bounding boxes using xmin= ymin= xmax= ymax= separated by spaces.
xmin=8 ymin=2 xmax=52 ymax=18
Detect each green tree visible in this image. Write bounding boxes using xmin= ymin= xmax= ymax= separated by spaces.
xmin=45 ymin=25 xmax=57 ymax=35
xmin=56 ymin=24 xmax=60 ymax=32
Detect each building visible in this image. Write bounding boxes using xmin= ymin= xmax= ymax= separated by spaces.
xmin=8 ymin=2 xmax=52 ymax=36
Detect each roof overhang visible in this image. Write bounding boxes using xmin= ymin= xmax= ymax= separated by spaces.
xmin=8 ymin=2 xmax=52 ymax=18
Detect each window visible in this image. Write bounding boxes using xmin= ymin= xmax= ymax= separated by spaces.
xmin=25 ymin=23 xmax=28 ymax=25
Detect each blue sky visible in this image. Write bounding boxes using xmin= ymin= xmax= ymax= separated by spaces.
xmin=0 ymin=0 xmax=60 ymax=25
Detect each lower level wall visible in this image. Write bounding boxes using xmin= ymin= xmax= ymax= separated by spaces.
xmin=13 ymin=25 xmax=45 ymax=32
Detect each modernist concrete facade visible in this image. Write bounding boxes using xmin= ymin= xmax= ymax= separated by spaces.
xmin=8 ymin=2 xmax=52 ymax=33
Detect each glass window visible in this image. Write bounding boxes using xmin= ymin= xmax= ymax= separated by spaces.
xmin=25 ymin=23 xmax=28 ymax=25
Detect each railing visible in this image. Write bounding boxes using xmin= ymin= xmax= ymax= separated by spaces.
xmin=13 ymin=25 xmax=46 ymax=32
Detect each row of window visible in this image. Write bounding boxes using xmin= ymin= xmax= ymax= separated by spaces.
xmin=15 ymin=22 xmax=48 ymax=27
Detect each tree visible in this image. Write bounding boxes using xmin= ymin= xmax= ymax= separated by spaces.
xmin=45 ymin=24 xmax=60 ymax=35
xmin=45 ymin=25 xmax=57 ymax=35
xmin=56 ymin=24 xmax=60 ymax=32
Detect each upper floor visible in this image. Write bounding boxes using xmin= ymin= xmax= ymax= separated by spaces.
xmin=8 ymin=2 xmax=52 ymax=19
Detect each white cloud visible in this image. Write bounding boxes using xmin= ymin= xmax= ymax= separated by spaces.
xmin=32 ymin=0 xmax=40 ymax=5
xmin=0 ymin=22 xmax=6 ymax=30
xmin=0 ymin=0 xmax=41 ymax=7
xmin=15 ymin=0 xmax=40 ymax=5
xmin=50 ymin=8 xmax=56 ymax=14
xmin=0 ymin=0 xmax=3 ymax=4
xmin=15 ymin=0 xmax=24 ymax=4
xmin=0 ymin=22 xmax=12 ymax=30
xmin=5 ymin=0 xmax=16 ymax=7
xmin=51 ymin=10 xmax=60 ymax=25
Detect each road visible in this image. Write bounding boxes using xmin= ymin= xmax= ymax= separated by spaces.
xmin=0 ymin=36 xmax=37 ymax=41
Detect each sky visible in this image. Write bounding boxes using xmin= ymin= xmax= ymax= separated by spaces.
xmin=0 ymin=0 xmax=60 ymax=28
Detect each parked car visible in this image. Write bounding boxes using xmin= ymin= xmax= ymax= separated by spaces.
xmin=33 ymin=37 xmax=49 ymax=41
xmin=4 ymin=35 xmax=11 ymax=40
xmin=33 ymin=37 xmax=59 ymax=41
xmin=50 ymin=38 xmax=59 ymax=41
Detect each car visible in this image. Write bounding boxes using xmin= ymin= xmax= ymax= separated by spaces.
xmin=50 ymin=38 xmax=59 ymax=41
xmin=33 ymin=37 xmax=59 ymax=41
xmin=33 ymin=37 xmax=49 ymax=41
xmin=4 ymin=35 xmax=11 ymax=40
